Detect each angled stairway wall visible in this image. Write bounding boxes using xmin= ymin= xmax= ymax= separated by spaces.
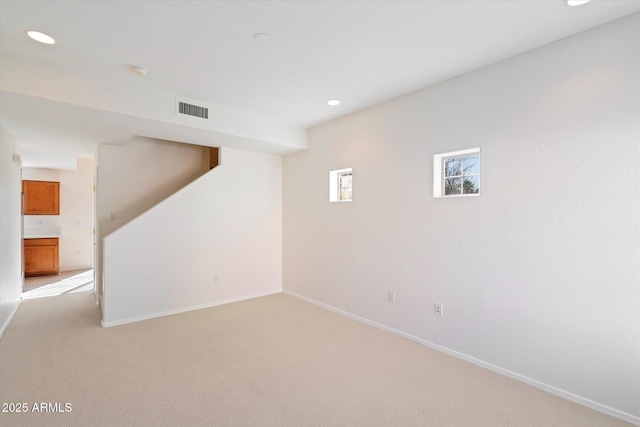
xmin=101 ymin=146 xmax=282 ymax=326
xmin=97 ymin=137 xmax=211 ymax=240
xmin=96 ymin=137 xmax=211 ymax=300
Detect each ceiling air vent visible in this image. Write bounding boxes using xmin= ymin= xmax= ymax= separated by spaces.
xmin=176 ymin=98 xmax=209 ymax=119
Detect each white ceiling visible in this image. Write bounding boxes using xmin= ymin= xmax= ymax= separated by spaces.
xmin=1 ymin=1 xmax=638 ymax=169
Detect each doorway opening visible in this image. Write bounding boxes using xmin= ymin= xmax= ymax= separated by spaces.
xmin=21 ymin=157 xmax=96 ymax=301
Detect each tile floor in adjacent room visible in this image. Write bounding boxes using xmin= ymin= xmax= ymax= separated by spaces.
xmin=22 ymin=269 xmax=94 ymax=300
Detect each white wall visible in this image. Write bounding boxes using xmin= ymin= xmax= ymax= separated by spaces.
xmin=23 ymin=157 xmax=95 ymax=271
xmin=102 ymin=147 xmax=282 ymax=326
xmin=283 ymin=14 xmax=639 ymax=423
xmin=97 ymin=137 xmax=209 ymax=238
xmin=0 ymin=125 xmax=23 ymax=335
xmin=96 ymin=136 xmax=209 ymax=300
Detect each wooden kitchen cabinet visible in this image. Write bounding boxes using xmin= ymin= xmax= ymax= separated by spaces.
xmin=24 ymin=238 xmax=59 ymax=277
xmin=23 ymin=180 xmax=60 ymax=215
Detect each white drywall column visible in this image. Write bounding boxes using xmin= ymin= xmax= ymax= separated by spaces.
xmin=0 ymin=125 xmax=23 ymax=335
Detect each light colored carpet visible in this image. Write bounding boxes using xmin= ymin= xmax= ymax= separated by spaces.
xmin=0 ymin=292 xmax=632 ymax=427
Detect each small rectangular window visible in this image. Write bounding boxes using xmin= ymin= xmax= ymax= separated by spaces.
xmin=444 ymin=154 xmax=479 ymax=195
xmin=433 ymin=148 xmax=480 ymax=198
xmin=338 ymin=171 xmax=353 ymax=201
xmin=329 ymin=168 xmax=353 ymax=202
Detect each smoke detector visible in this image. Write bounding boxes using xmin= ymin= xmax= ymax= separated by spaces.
xmin=254 ymin=33 xmax=273 ymax=45
xmin=130 ymin=66 xmax=147 ymax=76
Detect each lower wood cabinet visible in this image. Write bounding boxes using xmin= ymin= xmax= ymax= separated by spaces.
xmin=24 ymin=238 xmax=59 ymax=277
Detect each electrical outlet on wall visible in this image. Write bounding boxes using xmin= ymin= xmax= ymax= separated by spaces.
xmin=434 ymin=303 xmax=443 ymax=316
xmin=388 ymin=291 xmax=396 ymax=303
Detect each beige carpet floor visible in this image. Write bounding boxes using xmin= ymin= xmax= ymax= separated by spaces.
xmin=0 ymin=292 xmax=632 ymax=427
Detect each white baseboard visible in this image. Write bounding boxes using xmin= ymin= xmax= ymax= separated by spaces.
xmin=283 ymin=290 xmax=639 ymax=426
xmin=101 ymin=290 xmax=281 ymax=328
xmin=0 ymin=300 xmax=22 ymax=339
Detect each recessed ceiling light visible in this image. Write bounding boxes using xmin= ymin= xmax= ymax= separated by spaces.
xmin=567 ymin=0 xmax=591 ymax=6
xmin=327 ymin=100 xmax=341 ymax=106
xmin=26 ymin=30 xmax=55 ymax=45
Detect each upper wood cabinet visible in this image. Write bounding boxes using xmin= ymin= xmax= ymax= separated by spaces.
xmin=23 ymin=180 xmax=60 ymax=215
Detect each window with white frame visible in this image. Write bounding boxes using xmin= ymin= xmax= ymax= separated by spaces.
xmin=329 ymin=168 xmax=353 ymax=202
xmin=433 ymin=148 xmax=480 ymax=197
